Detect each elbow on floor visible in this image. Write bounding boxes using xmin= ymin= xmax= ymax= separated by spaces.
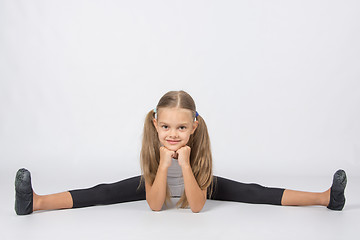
xmin=146 ymin=198 xmax=163 ymax=212
xmin=148 ymin=203 xmax=162 ymax=211
xmin=151 ymin=205 xmax=162 ymax=211
xmin=190 ymin=206 xmax=203 ymax=213
xmin=190 ymin=200 xmax=206 ymax=213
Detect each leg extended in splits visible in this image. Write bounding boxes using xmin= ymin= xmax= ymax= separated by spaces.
xmin=208 ymin=169 xmax=347 ymax=210
xmin=15 ymin=168 xmax=146 ymax=215
xmin=15 ymin=168 xmax=347 ymax=215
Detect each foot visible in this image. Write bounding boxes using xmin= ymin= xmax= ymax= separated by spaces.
xmin=327 ymin=169 xmax=347 ymax=211
xmin=15 ymin=168 xmax=34 ymax=215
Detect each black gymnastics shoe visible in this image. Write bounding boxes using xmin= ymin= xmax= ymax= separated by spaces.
xmin=327 ymin=169 xmax=347 ymax=211
xmin=15 ymin=168 xmax=34 ymax=215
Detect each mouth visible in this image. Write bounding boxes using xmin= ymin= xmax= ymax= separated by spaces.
xmin=166 ymin=140 xmax=181 ymax=145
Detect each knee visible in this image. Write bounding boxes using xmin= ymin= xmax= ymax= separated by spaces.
xmin=91 ymin=184 xmax=113 ymax=203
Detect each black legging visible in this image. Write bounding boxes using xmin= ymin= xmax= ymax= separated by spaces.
xmin=70 ymin=176 xmax=285 ymax=208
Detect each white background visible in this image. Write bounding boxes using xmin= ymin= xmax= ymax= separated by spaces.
xmin=1 ymin=1 xmax=360 ymax=239
xmin=1 ymin=0 xmax=360 ymax=193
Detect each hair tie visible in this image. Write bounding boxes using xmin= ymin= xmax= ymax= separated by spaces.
xmin=154 ymin=108 xmax=157 ymax=119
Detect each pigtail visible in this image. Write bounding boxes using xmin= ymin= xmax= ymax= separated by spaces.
xmin=139 ymin=109 xmax=171 ymax=206
xmin=140 ymin=110 xmax=159 ymax=184
xmin=176 ymin=114 xmax=214 ymax=208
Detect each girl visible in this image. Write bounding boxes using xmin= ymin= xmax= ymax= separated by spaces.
xmin=15 ymin=90 xmax=347 ymax=215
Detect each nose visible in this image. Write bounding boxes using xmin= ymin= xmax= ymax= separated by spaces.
xmin=169 ymin=129 xmax=178 ymax=138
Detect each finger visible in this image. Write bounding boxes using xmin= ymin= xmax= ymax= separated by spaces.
xmin=172 ymin=152 xmax=178 ymax=159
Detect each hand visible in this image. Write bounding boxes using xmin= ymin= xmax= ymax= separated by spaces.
xmin=159 ymin=146 xmax=177 ymax=170
xmin=176 ymin=145 xmax=191 ymax=168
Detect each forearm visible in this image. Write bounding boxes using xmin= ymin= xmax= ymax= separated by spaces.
xmin=181 ymin=165 xmax=206 ymax=213
xmin=146 ymin=166 xmax=168 ymax=211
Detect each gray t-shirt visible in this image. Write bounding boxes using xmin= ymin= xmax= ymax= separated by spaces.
xmin=167 ymin=158 xmax=184 ymax=197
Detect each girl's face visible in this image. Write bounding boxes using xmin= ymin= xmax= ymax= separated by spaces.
xmin=153 ymin=107 xmax=198 ymax=152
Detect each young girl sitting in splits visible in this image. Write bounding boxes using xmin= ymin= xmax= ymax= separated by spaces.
xmin=15 ymin=90 xmax=347 ymax=214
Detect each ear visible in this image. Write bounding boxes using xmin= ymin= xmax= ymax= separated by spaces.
xmin=191 ymin=120 xmax=199 ymax=135
xmin=152 ymin=118 xmax=158 ymax=132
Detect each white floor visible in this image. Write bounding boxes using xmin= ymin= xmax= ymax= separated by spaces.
xmin=1 ymin=174 xmax=359 ymax=240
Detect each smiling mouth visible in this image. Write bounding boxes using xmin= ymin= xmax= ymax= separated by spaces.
xmin=167 ymin=140 xmax=180 ymax=144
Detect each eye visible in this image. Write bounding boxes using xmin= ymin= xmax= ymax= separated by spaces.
xmin=161 ymin=125 xmax=168 ymax=129
xmin=179 ymin=126 xmax=186 ymax=130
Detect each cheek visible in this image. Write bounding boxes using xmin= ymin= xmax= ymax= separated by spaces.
xmin=158 ymin=131 xmax=170 ymax=142
xmin=157 ymin=132 xmax=166 ymax=139
xmin=181 ymin=132 xmax=191 ymax=141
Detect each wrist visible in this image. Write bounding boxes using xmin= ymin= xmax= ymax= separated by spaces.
xmin=181 ymin=164 xmax=191 ymax=170
xmin=158 ymin=163 xmax=169 ymax=171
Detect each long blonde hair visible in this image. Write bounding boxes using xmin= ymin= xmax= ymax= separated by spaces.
xmin=139 ymin=90 xmax=214 ymax=208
